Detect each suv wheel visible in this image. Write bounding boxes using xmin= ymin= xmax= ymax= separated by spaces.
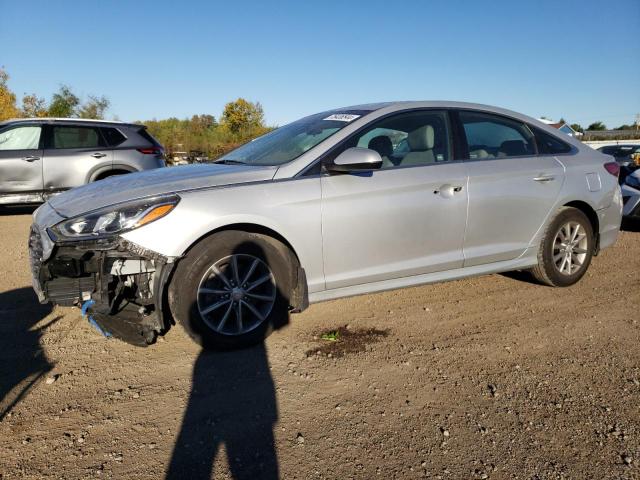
xmin=530 ymin=207 xmax=594 ymax=287
xmin=168 ymin=231 xmax=294 ymax=350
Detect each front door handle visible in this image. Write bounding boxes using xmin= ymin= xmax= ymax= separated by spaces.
xmin=533 ymin=174 xmax=555 ymax=182
xmin=22 ymin=156 xmax=40 ymax=162
xmin=433 ymin=184 xmax=464 ymax=198
xmin=91 ymin=152 xmax=107 ymax=158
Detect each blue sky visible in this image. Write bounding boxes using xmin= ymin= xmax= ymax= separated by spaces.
xmin=1 ymin=0 xmax=639 ymax=128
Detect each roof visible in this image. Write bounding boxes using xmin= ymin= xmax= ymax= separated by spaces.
xmin=0 ymin=117 xmax=140 ymax=127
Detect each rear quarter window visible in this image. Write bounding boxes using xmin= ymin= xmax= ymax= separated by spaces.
xmin=101 ymin=127 xmax=126 ymax=146
xmin=531 ymin=127 xmax=572 ymax=154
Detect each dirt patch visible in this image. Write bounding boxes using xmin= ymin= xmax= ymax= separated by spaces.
xmin=306 ymin=325 xmax=389 ymax=358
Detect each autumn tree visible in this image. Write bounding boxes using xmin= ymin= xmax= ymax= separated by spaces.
xmin=0 ymin=67 xmax=19 ymax=121
xmin=21 ymin=93 xmax=48 ymax=117
xmin=77 ymin=95 xmax=110 ymax=119
xmin=48 ymin=85 xmax=80 ymax=117
xmin=220 ymin=98 xmax=265 ymax=135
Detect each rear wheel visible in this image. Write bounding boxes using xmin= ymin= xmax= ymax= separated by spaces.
xmin=168 ymin=231 xmax=294 ymax=350
xmin=530 ymin=207 xmax=594 ymax=287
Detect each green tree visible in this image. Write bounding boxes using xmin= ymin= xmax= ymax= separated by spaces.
xmin=77 ymin=95 xmax=110 ymax=119
xmin=0 ymin=67 xmax=19 ymax=121
xmin=220 ymin=98 xmax=265 ymax=135
xmin=21 ymin=93 xmax=48 ymax=117
xmin=48 ymin=85 xmax=80 ymax=117
xmin=570 ymin=123 xmax=584 ymax=133
xmin=587 ymin=121 xmax=607 ymax=131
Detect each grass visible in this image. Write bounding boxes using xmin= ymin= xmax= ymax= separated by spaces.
xmin=320 ymin=330 xmax=340 ymax=342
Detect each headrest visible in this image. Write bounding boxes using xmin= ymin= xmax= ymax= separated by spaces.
xmin=368 ymin=135 xmax=393 ymax=157
xmin=499 ymin=140 xmax=527 ymax=156
xmin=407 ymin=125 xmax=434 ymax=151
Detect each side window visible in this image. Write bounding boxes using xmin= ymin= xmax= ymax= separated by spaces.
xmin=338 ymin=110 xmax=452 ymax=169
xmin=531 ymin=127 xmax=572 ymax=154
xmin=101 ymin=127 xmax=126 ymax=147
xmin=0 ymin=126 xmax=41 ymax=150
xmin=460 ymin=111 xmax=536 ymax=159
xmin=51 ymin=126 xmax=104 ymax=149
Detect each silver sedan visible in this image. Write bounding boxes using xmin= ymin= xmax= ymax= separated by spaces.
xmin=28 ymin=101 xmax=623 ymax=349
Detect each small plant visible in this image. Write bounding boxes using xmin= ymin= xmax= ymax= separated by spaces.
xmin=320 ymin=330 xmax=340 ymax=342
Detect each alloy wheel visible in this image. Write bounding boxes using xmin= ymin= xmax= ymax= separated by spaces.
xmin=197 ymin=254 xmax=276 ymax=335
xmin=552 ymin=221 xmax=589 ymax=276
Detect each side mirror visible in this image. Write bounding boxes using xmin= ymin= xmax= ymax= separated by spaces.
xmin=328 ymin=147 xmax=383 ymax=173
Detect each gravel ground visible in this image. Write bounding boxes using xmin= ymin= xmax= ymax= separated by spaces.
xmin=0 ymin=207 xmax=638 ymax=479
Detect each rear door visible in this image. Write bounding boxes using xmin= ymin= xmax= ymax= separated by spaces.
xmin=458 ymin=110 xmax=565 ymax=266
xmin=42 ymin=124 xmax=113 ymax=193
xmin=0 ymin=124 xmax=44 ymax=199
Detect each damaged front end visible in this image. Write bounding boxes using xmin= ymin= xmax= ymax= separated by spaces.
xmin=28 ymin=196 xmax=180 ymax=346
xmin=30 ymin=230 xmax=175 ymax=346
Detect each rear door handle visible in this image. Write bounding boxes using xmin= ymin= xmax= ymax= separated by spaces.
xmin=91 ymin=152 xmax=107 ymax=158
xmin=533 ymin=175 xmax=555 ymax=182
xmin=22 ymin=156 xmax=40 ymax=162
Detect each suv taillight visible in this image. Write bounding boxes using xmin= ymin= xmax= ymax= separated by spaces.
xmin=137 ymin=147 xmax=163 ymax=155
xmin=604 ymin=162 xmax=620 ymax=177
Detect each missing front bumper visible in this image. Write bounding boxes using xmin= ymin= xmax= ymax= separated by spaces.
xmin=29 ymin=228 xmax=176 ymax=346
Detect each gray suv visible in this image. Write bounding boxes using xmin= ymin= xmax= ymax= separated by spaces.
xmin=0 ymin=118 xmax=165 ymax=205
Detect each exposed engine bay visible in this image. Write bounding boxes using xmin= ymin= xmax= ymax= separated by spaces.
xmin=31 ymin=232 xmax=175 ymax=346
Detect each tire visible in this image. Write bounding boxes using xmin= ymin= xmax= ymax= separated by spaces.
xmin=168 ymin=231 xmax=294 ymax=350
xmin=94 ymin=170 xmax=130 ymax=182
xmin=530 ymin=207 xmax=594 ymax=287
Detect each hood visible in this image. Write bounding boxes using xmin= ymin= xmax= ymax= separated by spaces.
xmin=48 ymin=164 xmax=277 ymax=218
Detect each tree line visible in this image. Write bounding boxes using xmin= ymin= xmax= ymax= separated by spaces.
xmin=0 ymin=67 xmax=270 ymax=159
xmin=142 ymin=98 xmax=270 ymax=159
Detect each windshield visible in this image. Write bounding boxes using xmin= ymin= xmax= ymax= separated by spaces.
xmin=219 ymin=110 xmax=370 ymax=166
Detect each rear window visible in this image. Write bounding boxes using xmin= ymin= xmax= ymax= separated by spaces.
xmin=101 ymin=127 xmax=126 ymax=146
xmin=137 ymin=128 xmax=162 ymax=147
xmin=459 ymin=111 xmax=536 ymax=159
xmin=532 ymin=127 xmax=572 ymax=154
xmin=51 ymin=126 xmax=104 ymax=149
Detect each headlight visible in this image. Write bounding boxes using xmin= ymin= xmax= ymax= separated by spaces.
xmin=52 ymin=195 xmax=180 ymax=240
xmin=626 ymin=174 xmax=640 ymax=189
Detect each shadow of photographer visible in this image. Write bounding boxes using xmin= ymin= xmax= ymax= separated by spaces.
xmin=166 ymin=238 xmax=291 ymax=479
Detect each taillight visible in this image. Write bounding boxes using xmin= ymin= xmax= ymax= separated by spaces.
xmin=604 ymin=162 xmax=620 ymax=177
xmin=137 ymin=147 xmax=162 ymax=155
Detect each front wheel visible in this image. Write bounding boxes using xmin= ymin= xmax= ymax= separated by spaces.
xmin=168 ymin=231 xmax=294 ymax=350
xmin=530 ymin=207 xmax=594 ymax=287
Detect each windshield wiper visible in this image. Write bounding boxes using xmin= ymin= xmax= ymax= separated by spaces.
xmin=214 ymin=159 xmax=247 ymax=165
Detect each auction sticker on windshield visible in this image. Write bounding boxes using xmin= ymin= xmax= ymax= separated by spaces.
xmin=323 ymin=114 xmax=361 ymax=122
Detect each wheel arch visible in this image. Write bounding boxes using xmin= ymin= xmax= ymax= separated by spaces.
xmin=183 ymin=222 xmax=302 ymax=265
xmin=169 ymin=221 xmax=308 ymax=315
xmin=89 ymin=165 xmax=137 ymax=182
xmin=562 ymin=200 xmax=599 ymax=237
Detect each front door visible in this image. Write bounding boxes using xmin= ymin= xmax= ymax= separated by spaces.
xmin=320 ymin=109 xmax=468 ymax=290
xmin=0 ymin=124 xmax=44 ymax=200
